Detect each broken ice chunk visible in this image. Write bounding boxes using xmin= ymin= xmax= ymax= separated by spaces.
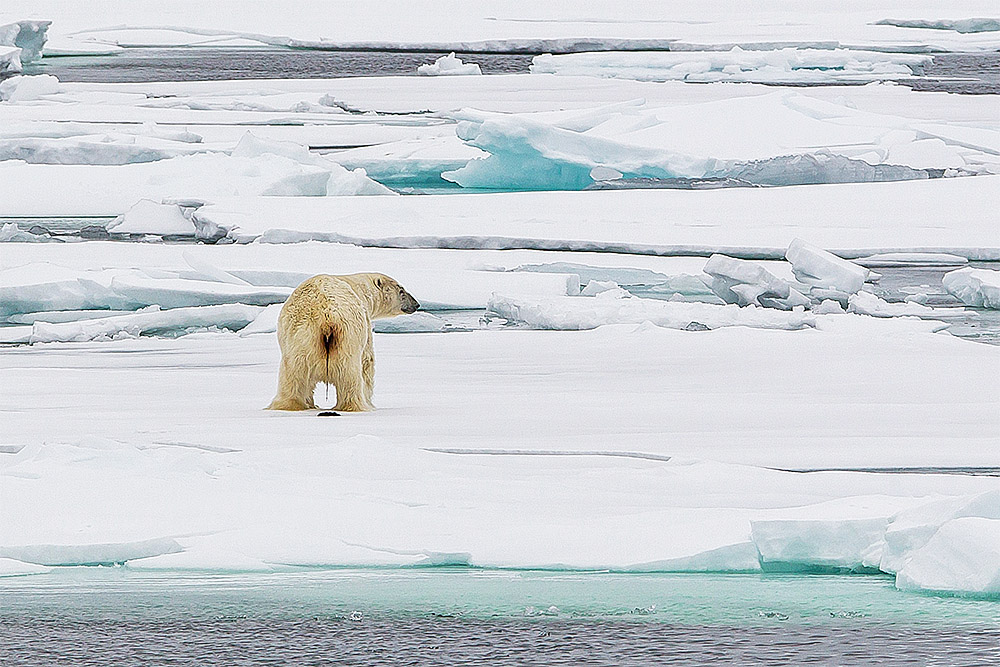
xmin=847 ymin=291 xmax=936 ymax=318
xmin=785 ymin=238 xmax=869 ymax=294
xmin=812 ymin=299 xmax=846 ymax=315
xmin=808 ymin=287 xmax=851 ymax=307
xmin=942 ymin=267 xmax=1000 ymax=309
xmin=581 ymin=280 xmax=630 ymax=298
xmin=703 ymin=254 xmax=790 ymax=306
xmin=107 ymin=199 xmax=195 ymax=236
xmin=759 ymin=288 xmax=811 ymax=311
xmin=417 ymin=53 xmax=482 ymax=76
xmin=0 ymin=73 xmax=60 ymax=101
xmin=881 ymin=491 xmax=1000 ymax=574
xmin=895 ymin=518 xmax=1000 ymax=597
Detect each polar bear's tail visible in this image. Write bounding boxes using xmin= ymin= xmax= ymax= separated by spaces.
xmin=320 ymin=320 xmax=339 ymax=400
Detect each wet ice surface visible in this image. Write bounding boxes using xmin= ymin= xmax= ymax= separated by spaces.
xmin=3 ymin=569 xmax=999 ymax=666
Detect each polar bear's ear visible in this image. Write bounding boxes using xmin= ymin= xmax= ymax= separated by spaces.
xmin=375 ymin=277 xmax=384 ymax=289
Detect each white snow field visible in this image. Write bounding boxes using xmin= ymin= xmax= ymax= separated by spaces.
xmin=190 ymin=180 xmax=998 ymax=258
xmin=2 ymin=3 xmax=1000 ymax=600
xmin=1 ymin=325 xmax=998 ymax=589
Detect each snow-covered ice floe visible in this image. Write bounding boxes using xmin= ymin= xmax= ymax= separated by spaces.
xmin=786 ymin=238 xmax=871 ymax=295
xmin=487 ymin=293 xmax=815 ymax=331
xmin=853 ymin=252 xmax=969 ymax=268
xmin=440 ymin=94 xmax=997 ymax=191
xmin=895 ymin=518 xmax=1000 ymax=597
xmin=1 ymin=326 xmax=997 ymax=595
xmin=0 ymin=262 xmax=292 ymax=317
xmin=873 ymin=18 xmax=1000 ymax=34
xmin=0 ymin=135 xmax=392 ymax=215
xmin=183 ymin=177 xmax=999 ymax=260
xmin=943 ymin=267 xmax=1000 ymax=309
xmin=417 ymin=53 xmax=481 ymax=76
xmin=0 ymin=74 xmax=60 ymax=102
xmin=107 ymin=200 xmax=196 ymax=236
xmin=531 ymin=48 xmax=931 ymax=85
xmin=1 ymin=76 xmax=997 ymax=207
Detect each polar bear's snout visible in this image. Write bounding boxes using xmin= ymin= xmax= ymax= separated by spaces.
xmin=401 ymin=290 xmax=420 ymax=314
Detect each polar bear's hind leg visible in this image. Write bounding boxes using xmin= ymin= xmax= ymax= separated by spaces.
xmin=267 ymin=358 xmax=317 ymax=411
xmin=332 ymin=356 xmax=373 ymax=412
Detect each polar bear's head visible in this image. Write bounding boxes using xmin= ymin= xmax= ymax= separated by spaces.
xmin=369 ymin=274 xmax=420 ymax=318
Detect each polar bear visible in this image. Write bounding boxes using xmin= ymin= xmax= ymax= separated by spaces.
xmin=267 ymin=273 xmax=419 ymax=412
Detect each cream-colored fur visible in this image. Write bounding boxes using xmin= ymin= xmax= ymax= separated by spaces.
xmin=267 ymin=273 xmax=419 ymax=412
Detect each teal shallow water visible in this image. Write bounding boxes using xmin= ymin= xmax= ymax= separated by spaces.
xmin=5 ymin=568 xmax=1000 ymax=625
xmin=3 ymin=569 xmax=999 ymax=665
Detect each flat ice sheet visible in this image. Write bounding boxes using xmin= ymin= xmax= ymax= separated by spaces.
xmin=1 ymin=325 xmax=998 ymax=577
xmin=2 ymin=324 xmax=996 ymax=470
xmin=191 ymin=178 xmax=1000 ymax=258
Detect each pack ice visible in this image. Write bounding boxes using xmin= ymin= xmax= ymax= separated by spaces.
xmin=531 ymin=48 xmax=930 ymax=85
xmin=487 ymin=293 xmax=815 ymax=331
xmin=440 ymin=92 xmax=995 ymax=191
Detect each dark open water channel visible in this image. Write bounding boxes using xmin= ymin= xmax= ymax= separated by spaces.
xmin=23 ymin=48 xmax=999 ymax=94
xmin=23 ymin=48 xmax=534 ymax=82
